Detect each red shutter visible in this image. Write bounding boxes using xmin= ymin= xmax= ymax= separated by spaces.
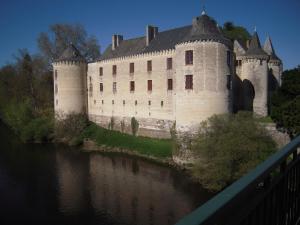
xmin=148 ymin=80 xmax=152 ymax=91
xmin=168 ymin=79 xmax=173 ymax=90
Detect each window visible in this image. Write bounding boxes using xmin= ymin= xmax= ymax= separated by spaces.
xmin=89 ymin=76 xmax=92 ymax=82
xmin=161 ymin=101 xmax=164 ymax=107
xmin=102 ymin=100 xmax=104 ymax=104
xmin=167 ymin=79 xmax=173 ymax=90
xmin=227 ymin=51 xmax=231 ymax=66
xmin=112 ymin=100 xmax=114 ymax=105
xmin=113 ymin=82 xmax=117 ymax=93
xmin=54 ymin=70 xmax=58 ymax=80
xmin=112 ymin=65 xmax=117 ymax=75
xmin=89 ymin=83 xmax=93 ymax=97
xmin=148 ymin=100 xmax=151 ymax=106
xmin=135 ymin=100 xmax=137 ymax=105
xmin=185 ymin=75 xmax=193 ymax=90
xmin=148 ymin=80 xmax=152 ymax=91
xmin=94 ymin=100 xmax=96 ymax=104
xmin=130 ymin=81 xmax=135 ymax=92
xmin=100 ymin=83 xmax=103 ymax=92
xmin=147 ymin=60 xmax=152 ymax=72
xmin=185 ymin=50 xmax=193 ymax=65
xmin=130 ymin=63 xmax=134 ymax=74
xmin=55 ymin=84 xmax=58 ymax=94
xmin=123 ymin=100 xmax=125 ymax=105
xmin=167 ymin=58 xmax=173 ymax=70
xmin=99 ymin=67 xmax=103 ymax=76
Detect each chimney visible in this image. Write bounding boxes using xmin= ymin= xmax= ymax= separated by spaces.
xmin=112 ymin=35 xmax=123 ymax=50
xmin=146 ymin=25 xmax=158 ymax=46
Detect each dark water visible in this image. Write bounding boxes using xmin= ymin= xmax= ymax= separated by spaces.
xmin=0 ymin=122 xmax=213 ymax=225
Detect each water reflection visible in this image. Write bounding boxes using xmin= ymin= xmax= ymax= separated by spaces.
xmin=0 ymin=123 xmax=213 ymax=225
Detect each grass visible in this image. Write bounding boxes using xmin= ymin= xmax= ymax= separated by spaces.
xmin=256 ymin=116 xmax=274 ymax=123
xmin=81 ymin=123 xmax=173 ymax=158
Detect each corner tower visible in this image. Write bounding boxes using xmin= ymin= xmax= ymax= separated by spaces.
xmin=240 ymin=32 xmax=269 ymax=116
xmin=174 ymin=10 xmax=233 ymax=131
xmin=52 ymin=44 xmax=87 ymax=118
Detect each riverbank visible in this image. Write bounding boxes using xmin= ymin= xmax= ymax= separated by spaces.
xmin=79 ymin=123 xmax=173 ymax=158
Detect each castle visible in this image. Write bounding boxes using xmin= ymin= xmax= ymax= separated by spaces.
xmin=52 ymin=10 xmax=282 ymax=138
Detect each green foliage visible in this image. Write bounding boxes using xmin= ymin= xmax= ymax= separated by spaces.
xmin=131 ymin=117 xmax=139 ymax=136
xmin=222 ymin=21 xmax=251 ymax=43
xmin=54 ymin=113 xmax=89 ymax=145
xmin=2 ymin=99 xmax=53 ymax=142
xmin=81 ymin=123 xmax=172 ymax=158
xmin=191 ymin=112 xmax=277 ymax=192
xmin=21 ymin=117 xmax=54 ymax=142
xmin=271 ymin=67 xmax=300 ymax=137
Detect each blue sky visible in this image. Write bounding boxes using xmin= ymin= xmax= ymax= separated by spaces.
xmin=0 ymin=0 xmax=299 ymax=69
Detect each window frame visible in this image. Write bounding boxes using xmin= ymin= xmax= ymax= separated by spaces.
xmin=130 ymin=81 xmax=135 ymax=92
xmin=99 ymin=67 xmax=103 ymax=76
xmin=185 ymin=75 xmax=193 ymax=90
xmin=147 ymin=60 xmax=152 ymax=72
xmin=167 ymin=58 xmax=173 ymax=70
xmin=185 ymin=50 xmax=193 ymax=65
xmin=112 ymin=65 xmax=117 ymax=75
xmin=147 ymin=80 xmax=152 ymax=92
xmin=167 ymin=79 xmax=173 ymax=90
xmin=129 ymin=63 xmax=135 ymax=74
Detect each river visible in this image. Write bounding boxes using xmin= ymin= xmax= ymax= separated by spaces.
xmin=0 ymin=122 xmax=213 ymax=225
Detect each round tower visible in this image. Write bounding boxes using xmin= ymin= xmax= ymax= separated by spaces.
xmin=52 ymin=44 xmax=87 ymax=118
xmin=174 ymin=10 xmax=233 ymax=131
xmin=240 ymin=32 xmax=269 ymax=116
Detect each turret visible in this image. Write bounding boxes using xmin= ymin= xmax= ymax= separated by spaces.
xmin=241 ymin=32 xmax=269 ymax=116
xmin=264 ymin=36 xmax=283 ymax=88
xmin=52 ymin=44 xmax=87 ymax=118
xmin=174 ymin=10 xmax=233 ymax=131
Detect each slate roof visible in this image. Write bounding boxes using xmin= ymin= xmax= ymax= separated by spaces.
xmin=243 ymin=32 xmax=268 ymax=58
xmin=57 ymin=44 xmax=86 ymax=62
xmin=98 ymin=13 xmax=231 ymax=61
xmin=264 ymin=37 xmax=281 ymax=61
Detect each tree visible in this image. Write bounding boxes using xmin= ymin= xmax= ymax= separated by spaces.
xmin=37 ymin=24 xmax=101 ymax=63
xmin=191 ymin=112 xmax=277 ymax=192
xmin=222 ymin=21 xmax=251 ymax=43
xmin=271 ymin=67 xmax=300 ymax=137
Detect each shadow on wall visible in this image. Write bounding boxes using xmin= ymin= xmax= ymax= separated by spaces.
xmin=242 ymin=79 xmax=255 ymax=111
xmin=232 ymin=75 xmax=256 ymax=113
xmin=268 ymin=68 xmax=279 ymax=114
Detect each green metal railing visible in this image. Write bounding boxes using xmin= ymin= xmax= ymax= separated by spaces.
xmin=176 ymin=135 xmax=300 ymax=225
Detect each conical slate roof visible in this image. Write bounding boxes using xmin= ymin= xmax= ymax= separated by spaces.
xmin=244 ymin=32 xmax=268 ymax=58
xmin=57 ymin=44 xmax=86 ymax=62
xmin=182 ymin=12 xmax=231 ymax=46
xmin=264 ymin=37 xmax=281 ymax=61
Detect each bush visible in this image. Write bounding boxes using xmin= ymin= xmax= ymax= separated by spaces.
xmin=21 ymin=117 xmax=53 ymax=142
xmin=271 ymin=67 xmax=300 ymax=137
xmin=191 ymin=112 xmax=277 ymax=192
xmin=55 ymin=113 xmax=88 ymax=144
xmin=131 ymin=117 xmax=139 ymax=136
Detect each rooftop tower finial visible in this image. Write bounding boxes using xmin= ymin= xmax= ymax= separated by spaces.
xmin=201 ymin=5 xmax=206 ymax=15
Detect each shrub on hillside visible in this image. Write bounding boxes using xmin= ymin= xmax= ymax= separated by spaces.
xmin=191 ymin=112 xmax=277 ymax=192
